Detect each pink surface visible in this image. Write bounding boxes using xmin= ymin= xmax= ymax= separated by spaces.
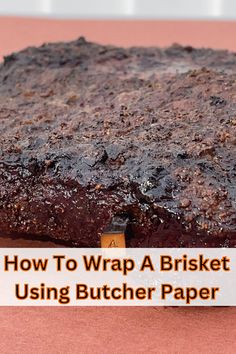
xmin=1 ymin=17 xmax=236 ymax=60
xmin=0 ymin=307 xmax=235 ymax=354
xmin=0 ymin=17 xmax=235 ymax=354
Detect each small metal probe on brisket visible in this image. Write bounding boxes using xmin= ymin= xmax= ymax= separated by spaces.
xmin=101 ymin=216 xmax=128 ymax=248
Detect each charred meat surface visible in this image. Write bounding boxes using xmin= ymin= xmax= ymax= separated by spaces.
xmin=0 ymin=38 xmax=235 ymax=247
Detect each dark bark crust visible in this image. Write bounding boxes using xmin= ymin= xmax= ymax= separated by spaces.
xmin=0 ymin=38 xmax=235 ymax=247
